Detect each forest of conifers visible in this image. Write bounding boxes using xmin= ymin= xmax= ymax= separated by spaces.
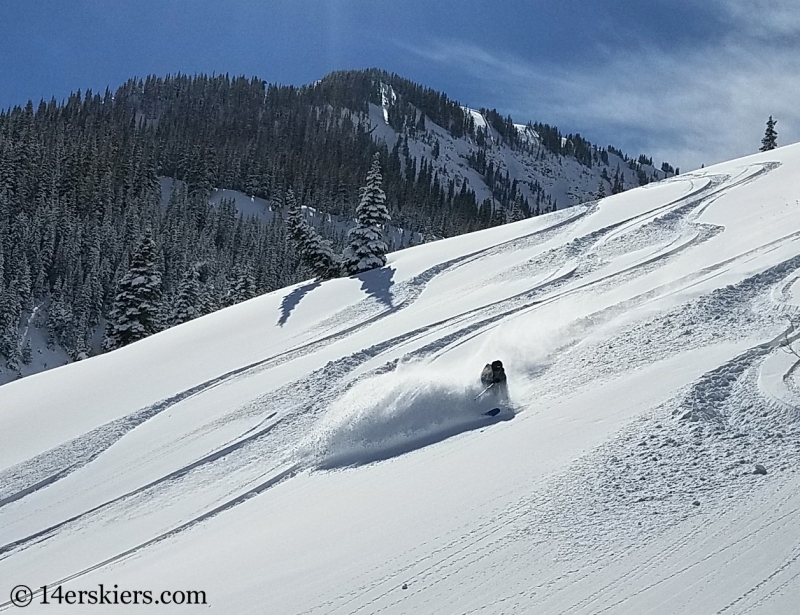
xmin=0 ymin=68 xmax=648 ymax=373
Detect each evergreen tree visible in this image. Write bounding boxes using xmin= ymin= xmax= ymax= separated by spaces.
xmin=20 ymin=339 xmax=33 ymax=365
xmin=0 ymin=281 xmax=21 ymax=370
xmin=596 ymin=180 xmax=606 ymax=199
xmin=344 ymin=154 xmax=391 ymax=274
xmin=611 ymin=167 xmax=625 ymax=194
xmin=228 ymin=266 xmax=257 ymax=304
xmin=170 ymin=265 xmax=202 ymax=325
xmin=285 ymin=190 xmax=342 ymax=279
xmin=197 ymin=277 xmax=219 ymax=316
xmin=509 ymin=197 xmax=526 ymax=222
xmin=304 ymin=231 xmax=343 ymax=280
xmin=760 ymin=116 xmax=778 ymax=152
xmin=490 ymin=203 xmax=507 ymax=226
xmin=103 ymin=232 xmax=163 ymax=350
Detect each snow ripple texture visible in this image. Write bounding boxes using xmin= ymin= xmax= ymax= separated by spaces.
xmin=3 ymin=154 xmax=800 ymax=614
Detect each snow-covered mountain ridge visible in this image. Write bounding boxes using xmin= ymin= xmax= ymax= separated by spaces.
xmin=0 ymin=69 xmax=673 ymax=387
xmin=1 ymin=144 xmax=800 ymax=613
xmin=362 ymin=80 xmax=671 ymax=215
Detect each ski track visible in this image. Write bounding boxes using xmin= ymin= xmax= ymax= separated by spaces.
xmin=0 ymin=164 xmax=738 ymax=500
xmin=5 ymin=180 xmax=783 ymax=514
xmin=0 ymin=464 xmax=301 ymax=611
xmin=0 ymin=170 xmax=763 ymax=524
xmin=278 ymin=168 xmax=799 ymax=613
xmin=5 ymin=162 xmax=799 ymax=611
xmin=294 ymin=161 xmax=800 ymax=614
xmin=0 ymin=205 xmax=590 ymax=504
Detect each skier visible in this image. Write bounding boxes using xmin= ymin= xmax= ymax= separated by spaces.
xmin=479 ymin=359 xmax=508 ymax=404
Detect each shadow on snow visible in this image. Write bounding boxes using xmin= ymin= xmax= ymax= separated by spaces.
xmin=278 ymin=280 xmax=321 ymax=326
xmin=357 ymin=266 xmax=395 ymax=307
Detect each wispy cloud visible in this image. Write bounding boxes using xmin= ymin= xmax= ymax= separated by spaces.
xmin=404 ymin=9 xmax=800 ymax=171
xmin=714 ymin=0 xmax=800 ymax=38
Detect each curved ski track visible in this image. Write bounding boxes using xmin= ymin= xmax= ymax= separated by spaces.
xmin=2 ymin=162 xmax=795 ymax=611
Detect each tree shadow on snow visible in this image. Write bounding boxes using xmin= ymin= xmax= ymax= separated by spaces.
xmin=357 ymin=267 xmax=395 ymax=307
xmin=278 ymin=280 xmax=321 ymax=326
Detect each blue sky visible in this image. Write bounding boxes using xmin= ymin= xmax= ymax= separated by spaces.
xmin=2 ymin=0 xmax=799 ymax=170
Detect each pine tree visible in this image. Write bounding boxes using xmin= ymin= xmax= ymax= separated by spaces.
xmin=103 ymin=232 xmax=163 ymax=350
xmin=344 ymin=153 xmax=391 ymax=274
xmin=611 ymin=167 xmax=625 ymax=194
xmin=47 ymin=281 xmax=72 ymax=349
xmin=197 ymin=278 xmax=219 ymax=316
xmin=490 ymin=203 xmax=507 ymax=227
xmin=228 ymin=266 xmax=257 ymax=304
xmin=760 ymin=116 xmax=778 ymax=152
xmin=170 ymin=265 xmax=202 ymax=325
xmin=285 ymin=190 xmax=342 ymax=279
xmin=596 ymin=180 xmax=606 ymax=200
xmin=20 ymin=338 xmax=33 ymax=365
xmin=304 ymin=232 xmax=342 ymax=279
xmin=509 ymin=197 xmax=526 ymax=222
xmin=0 ymin=280 xmax=21 ymax=370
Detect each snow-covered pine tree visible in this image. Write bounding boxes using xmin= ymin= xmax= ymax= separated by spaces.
xmin=103 ymin=232 xmax=163 ymax=350
xmin=285 ymin=190 xmax=342 ymax=279
xmin=227 ymin=266 xmax=257 ymax=304
xmin=285 ymin=189 xmax=305 ymax=245
xmin=344 ymin=154 xmax=391 ymax=275
xmin=47 ymin=280 xmax=72 ymax=349
xmin=197 ymin=279 xmax=219 ymax=316
xmin=509 ymin=197 xmax=526 ymax=222
xmin=170 ymin=265 xmax=202 ymax=325
xmin=20 ymin=338 xmax=32 ymax=365
xmin=490 ymin=203 xmax=507 ymax=227
xmin=303 ymin=231 xmax=342 ymax=279
xmin=596 ymin=180 xmax=606 ymax=199
xmin=0 ymin=278 xmax=21 ymax=370
xmin=612 ymin=167 xmax=625 ymax=194
xmin=760 ymin=116 xmax=778 ymax=152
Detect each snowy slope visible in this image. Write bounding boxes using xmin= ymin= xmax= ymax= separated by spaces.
xmin=2 ymin=145 xmax=800 ymax=613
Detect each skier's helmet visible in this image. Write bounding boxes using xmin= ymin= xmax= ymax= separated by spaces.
xmin=491 ymin=360 xmax=503 ymax=371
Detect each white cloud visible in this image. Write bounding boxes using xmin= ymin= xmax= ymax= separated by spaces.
xmin=714 ymin=0 xmax=800 ymax=37
xmin=404 ymin=25 xmax=800 ymax=171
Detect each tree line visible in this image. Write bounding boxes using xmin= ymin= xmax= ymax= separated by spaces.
xmin=0 ymin=68 xmax=671 ymax=376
